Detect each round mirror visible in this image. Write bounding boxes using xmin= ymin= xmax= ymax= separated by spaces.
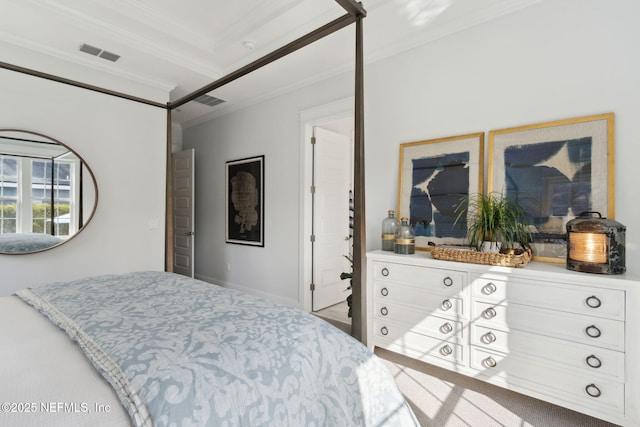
xmin=0 ymin=129 xmax=98 ymax=254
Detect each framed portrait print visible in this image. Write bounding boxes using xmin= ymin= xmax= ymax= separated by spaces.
xmin=397 ymin=132 xmax=484 ymax=251
xmin=488 ymin=113 xmax=615 ymax=262
xmin=225 ymin=155 xmax=264 ymax=246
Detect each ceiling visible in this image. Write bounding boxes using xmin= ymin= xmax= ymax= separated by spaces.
xmin=0 ymin=0 xmax=541 ymax=127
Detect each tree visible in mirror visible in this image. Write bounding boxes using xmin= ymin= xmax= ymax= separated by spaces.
xmin=454 ymin=192 xmax=532 ymax=254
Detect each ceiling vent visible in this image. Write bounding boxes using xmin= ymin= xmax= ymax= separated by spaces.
xmin=79 ymin=43 xmax=120 ymax=62
xmin=193 ymin=94 xmax=225 ymax=107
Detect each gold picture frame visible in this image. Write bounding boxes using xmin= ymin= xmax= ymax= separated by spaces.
xmin=397 ymin=132 xmax=484 ymax=251
xmin=488 ymin=113 xmax=615 ymax=262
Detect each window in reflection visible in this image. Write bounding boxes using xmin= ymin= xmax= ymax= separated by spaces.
xmin=0 ymin=155 xmax=79 ymax=238
xmin=0 ymin=157 xmax=18 ymax=233
xmin=0 ymin=129 xmax=97 ymax=254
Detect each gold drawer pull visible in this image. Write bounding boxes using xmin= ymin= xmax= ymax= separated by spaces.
xmin=481 ymin=332 xmax=497 ymax=344
xmin=482 ymin=307 xmax=497 ymax=319
xmin=482 ymin=282 xmax=497 ymax=294
xmin=585 ymin=325 xmax=602 ymax=338
xmin=586 ymin=355 xmax=603 ymax=369
xmin=483 ymin=357 xmax=497 ymax=368
xmin=440 ymin=345 xmax=453 ymax=356
xmin=441 ymin=299 xmax=453 ymax=311
xmin=380 ymin=287 xmax=389 ymax=297
xmin=380 ymin=326 xmax=389 ymax=336
xmin=586 ymin=295 xmax=602 ymax=309
xmin=440 ymin=322 xmax=453 ymax=334
xmin=443 ymin=276 xmax=454 ymax=287
xmin=380 ymin=306 xmax=389 ymax=316
xmin=381 ymin=267 xmax=390 ymax=277
xmin=585 ymin=383 xmax=602 ymax=398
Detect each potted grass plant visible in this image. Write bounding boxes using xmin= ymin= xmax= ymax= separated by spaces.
xmin=454 ymin=192 xmax=532 ymax=254
xmin=340 ymin=255 xmax=353 ymax=318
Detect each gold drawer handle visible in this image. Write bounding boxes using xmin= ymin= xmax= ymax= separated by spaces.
xmin=585 ymin=383 xmax=602 ymax=398
xmin=440 ymin=322 xmax=453 ymax=334
xmin=586 ymin=295 xmax=602 ymax=309
xmin=586 ymin=354 xmax=602 ymax=369
xmin=482 ymin=282 xmax=497 ymax=294
xmin=380 ymin=287 xmax=389 ymax=297
xmin=483 ymin=357 xmax=497 ymax=368
xmin=381 ymin=267 xmax=390 ymax=277
xmin=482 ymin=307 xmax=497 ymax=319
xmin=380 ymin=306 xmax=389 ymax=316
xmin=441 ymin=299 xmax=453 ymax=311
xmin=481 ymin=332 xmax=497 ymax=344
xmin=440 ymin=345 xmax=453 ymax=356
xmin=585 ymin=325 xmax=602 ymax=338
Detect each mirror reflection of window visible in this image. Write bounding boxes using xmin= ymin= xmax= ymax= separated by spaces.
xmin=30 ymin=159 xmax=74 ymax=237
xmin=0 ymin=130 xmax=97 ymax=254
xmin=0 ymin=157 xmax=18 ymax=233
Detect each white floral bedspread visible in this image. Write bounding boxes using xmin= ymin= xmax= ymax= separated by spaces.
xmin=16 ymin=271 xmax=418 ymax=427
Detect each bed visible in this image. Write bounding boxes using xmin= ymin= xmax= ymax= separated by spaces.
xmin=0 ymin=233 xmax=63 ymax=253
xmin=0 ymin=271 xmax=418 ymax=426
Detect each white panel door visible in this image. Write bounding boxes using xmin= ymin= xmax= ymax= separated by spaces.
xmin=312 ymin=127 xmax=352 ymax=311
xmin=172 ymin=149 xmax=195 ymax=277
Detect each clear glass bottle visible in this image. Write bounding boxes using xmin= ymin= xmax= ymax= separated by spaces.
xmin=381 ymin=210 xmax=400 ymax=251
xmin=394 ymin=217 xmax=415 ymax=255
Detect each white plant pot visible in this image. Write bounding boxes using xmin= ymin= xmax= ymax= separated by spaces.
xmin=482 ymin=241 xmax=501 ymax=253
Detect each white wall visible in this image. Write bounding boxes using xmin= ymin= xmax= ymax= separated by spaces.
xmin=0 ymin=69 xmax=167 ymax=296
xmin=183 ymin=75 xmax=354 ymax=307
xmin=185 ymin=0 xmax=640 ymax=307
xmin=365 ymin=0 xmax=640 ymax=271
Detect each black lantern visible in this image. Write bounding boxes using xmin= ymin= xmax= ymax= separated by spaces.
xmin=566 ymin=211 xmax=626 ymax=274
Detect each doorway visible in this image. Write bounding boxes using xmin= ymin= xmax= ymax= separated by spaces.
xmin=299 ymin=98 xmax=354 ymax=317
xmin=311 ymin=126 xmax=352 ymax=311
xmin=172 ymin=148 xmax=195 ymax=277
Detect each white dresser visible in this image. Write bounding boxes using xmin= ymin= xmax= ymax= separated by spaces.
xmin=366 ymin=250 xmax=640 ymax=426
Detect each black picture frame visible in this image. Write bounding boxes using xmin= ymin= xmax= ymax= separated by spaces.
xmin=225 ymin=155 xmax=264 ymax=246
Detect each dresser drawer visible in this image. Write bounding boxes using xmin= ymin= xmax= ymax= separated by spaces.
xmin=374 ymin=309 xmax=464 ymax=341
xmin=374 ymin=283 xmax=465 ymax=317
xmin=470 ymin=325 xmax=625 ymax=381
xmin=470 ymin=274 xmax=625 ymax=320
xmin=374 ymin=320 xmax=465 ymax=365
xmin=470 ymin=347 xmax=624 ymax=415
xmin=471 ymin=301 xmax=624 ymax=351
xmin=372 ymin=262 xmax=465 ymax=295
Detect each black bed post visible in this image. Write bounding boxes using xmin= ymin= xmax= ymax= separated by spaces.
xmin=351 ymin=14 xmax=366 ymax=343
xmin=165 ymin=107 xmax=174 ymax=272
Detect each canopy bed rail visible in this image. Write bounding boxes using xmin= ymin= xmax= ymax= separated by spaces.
xmin=1 ymin=0 xmax=368 ymax=340
xmin=164 ymin=0 xmax=368 ymax=340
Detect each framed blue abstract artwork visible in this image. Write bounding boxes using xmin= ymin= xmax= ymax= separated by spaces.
xmin=488 ymin=113 xmax=615 ymax=262
xmin=397 ymin=132 xmax=484 ymax=251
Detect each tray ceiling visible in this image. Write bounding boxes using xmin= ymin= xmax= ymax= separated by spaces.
xmin=0 ymin=0 xmax=541 ymax=126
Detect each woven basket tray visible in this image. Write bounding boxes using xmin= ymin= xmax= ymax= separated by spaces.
xmin=431 ymin=247 xmax=532 ymax=268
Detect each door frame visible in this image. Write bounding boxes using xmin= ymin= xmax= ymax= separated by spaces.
xmin=298 ymin=97 xmax=354 ymax=312
xmin=172 ymin=148 xmax=195 ymax=277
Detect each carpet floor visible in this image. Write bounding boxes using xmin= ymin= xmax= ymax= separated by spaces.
xmin=314 ymin=304 xmax=620 ymax=427
xmin=377 ymin=347 xmax=619 ymax=427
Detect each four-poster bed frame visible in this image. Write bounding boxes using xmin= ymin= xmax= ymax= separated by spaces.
xmin=0 ymin=0 xmax=368 ymax=341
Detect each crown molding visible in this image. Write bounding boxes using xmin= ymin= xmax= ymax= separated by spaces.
xmin=365 ymin=0 xmax=543 ymax=64
xmin=28 ymin=0 xmax=222 ymax=78
xmin=0 ymin=29 xmax=177 ymax=96
xmin=108 ymin=0 xmax=215 ymax=54
xmin=181 ymin=0 xmax=543 ymax=127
